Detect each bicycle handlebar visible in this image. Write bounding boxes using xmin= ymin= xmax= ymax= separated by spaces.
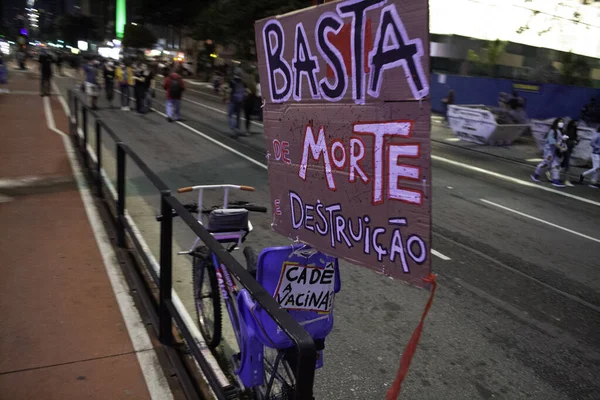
xmin=177 ymin=184 xmax=255 ymax=193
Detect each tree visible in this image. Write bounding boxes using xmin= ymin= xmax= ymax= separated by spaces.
xmin=55 ymin=14 xmax=99 ymax=44
xmin=558 ymin=51 xmax=591 ymax=87
xmin=122 ymin=24 xmax=157 ymax=49
xmin=481 ymin=39 xmax=507 ymax=77
xmin=194 ymin=0 xmax=310 ymax=60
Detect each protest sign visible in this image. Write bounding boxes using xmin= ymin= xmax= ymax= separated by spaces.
xmin=273 ymin=262 xmax=337 ymax=313
xmin=255 ymin=0 xmax=431 ymax=288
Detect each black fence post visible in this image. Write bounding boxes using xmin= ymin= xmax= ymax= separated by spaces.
xmin=67 ymin=90 xmax=73 ymax=134
xmin=74 ymin=97 xmax=79 ymax=137
xmin=159 ymin=193 xmax=174 ymax=345
xmin=96 ymin=120 xmax=103 ymax=197
xmin=82 ymin=107 xmax=88 ymax=167
xmin=116 ymin=144 xmax=126 ymax=247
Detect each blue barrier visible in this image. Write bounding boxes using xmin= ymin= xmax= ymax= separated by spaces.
xmin=431 ymin=73 xmax=599 ymax=120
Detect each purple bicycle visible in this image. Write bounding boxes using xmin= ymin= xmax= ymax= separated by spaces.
xmin=172 ymin=184 xmax=342 ymax=399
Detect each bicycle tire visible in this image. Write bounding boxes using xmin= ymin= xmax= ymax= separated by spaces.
xmin=252 ymin=347 xmax=296 ymax=400
xmin=192 ymin=248 xmax=222 ymax=349
xmin=243 ymin=246 xmax=258 ymax=278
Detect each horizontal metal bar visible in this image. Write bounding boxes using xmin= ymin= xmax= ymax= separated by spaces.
xmin=120 ymin=143 xmax=170 ymax=193
xmin=98 ymin=119 xmax=122 ymax=142
xmin=164 ymin=196 xmax=316 ymax=399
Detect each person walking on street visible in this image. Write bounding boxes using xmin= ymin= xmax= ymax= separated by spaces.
xmin=256 ymin=78 xmax=263 ymax=122
xmin=228 ymin=70 xmax=245 ymax=135
xmin=82 ymin=58 xmax=101 ymax=110
xmin=0 ymin=56 xmax=7 ymax=86
xmin=133 ymin=64 xmax=146 ymax=114
xmin=142 ymin=63 xmax=156 ymax=113
xmin=39 ymin=49 xmax=53 ymax=96
xmin=116 ymin=62 xmax=134 ymax=111
xmin=442 ymin=89 xmax=455 ymax=123
xmin=163 ymin=67 xmax=185 ymax=122
xmin=531 ymin=118 xmax=568 ymax=188
xmin=55 ymin=52 xmax=63 ymax=76
xmin=560 ymin=120 xmax=579 ymax=186
xmin=243 ymin=75 xmax=257 ymax=135
xmin=103 ymin=61 xmax=116 ymax=108
xmin=579 ymin=127 xmax=600 ymax=189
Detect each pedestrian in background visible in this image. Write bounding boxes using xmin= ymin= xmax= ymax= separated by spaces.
xmin=531 ymin=118 xmax=567 ymax=188
xmin=116 ymin=61 xmax=133 ymax=111
xmin=579 ymin=126 xmax=600 ymax=189
xmin=39 ymin=49 xmax=53 ymax=97
xmin=55 ymin=51 xmax=63 ymax=76
xmin=442 ymin=89 xmax=455 ymax=123
xmin=0 ymin=55 xmax=7 ymax=86
xmin=243 ymin=74 xmax=257 ymax=135
xmin=142 ymin=63 xmax=156 ymax=113
xmin=133 ymin=64 xmax=146 ymax=114
xmin=256 ymin=77 xmax=263 ymax=122
xmin=82 ymin=58 xmax=100 ymax=110
xmin=103 ymin=61 xmax=116 ymax=108
xmin=163 ymin=67 xmax=185 ymax=122
xmin=561 ymin=120 xmax=579 ymax=186
xmin=228 ymin=70 xmax=245 ymax=135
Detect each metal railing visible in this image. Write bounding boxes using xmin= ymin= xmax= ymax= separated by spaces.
xmin=67 ymin=90 xmax=317 ymax=400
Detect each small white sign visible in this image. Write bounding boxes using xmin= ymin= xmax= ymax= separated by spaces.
xmin=438 ymin=74 xmax=447 ymax=84
xmin=273 ymin=262 xmax=336 ymax=313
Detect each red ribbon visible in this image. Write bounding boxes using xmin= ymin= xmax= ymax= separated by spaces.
xmin=385 ymin=273 xmax=438 ymax=400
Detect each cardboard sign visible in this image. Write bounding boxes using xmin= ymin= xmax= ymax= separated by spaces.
xmin=255 ymin=0 xmax=431 ymax=288
xmin=273 ymin=262 xmax=336 ymax=313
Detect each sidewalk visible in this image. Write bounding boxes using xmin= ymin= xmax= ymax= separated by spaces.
xmin=0 ymin=72 xmax=172 ymax=399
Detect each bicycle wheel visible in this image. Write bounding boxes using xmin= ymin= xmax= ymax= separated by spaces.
xmin=243 ymin=246 xmax=258 ymax=278
xmin=252 ymin=347 xmax=296 ymax=400
xmin=192 ymin=248 xmax=222 ymax=348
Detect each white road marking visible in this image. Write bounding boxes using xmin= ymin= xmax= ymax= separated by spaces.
xmin=480 ymin=199 xmax=600 ymax=244
xmin=44 ymin=94 xmax=174 ymax=400
xmin=150 ymin=105 xmax=269 ymax=170
xmin=526 ymin=158 xmax=543 ymax=163
xmin=0 ymin=194 xmax=13 ymax=203
xmin=0 ymin=175 xmax=72 ymax=189
xmin=445 ymin=138 xmax=461 ymax=142
xmin=61 ymin=84 xmax=232 ymax=393
xmin=433 ymin=155 xmax=600 ymax=207
xmin=431 ymin=249 xmax=451 ymax=261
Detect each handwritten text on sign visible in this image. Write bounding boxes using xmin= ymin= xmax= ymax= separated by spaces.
xmin=255 ymin=0 xmax=431 ymax=288
xmin=274 ymin=262 xmax=337 ymax=313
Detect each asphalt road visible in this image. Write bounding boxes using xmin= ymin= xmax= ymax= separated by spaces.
xmin=54 ymin=73 xmax=600 ymax=400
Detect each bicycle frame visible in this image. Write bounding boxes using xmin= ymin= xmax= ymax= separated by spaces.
xmin=211 ymin=252 xmax=243 ymax=347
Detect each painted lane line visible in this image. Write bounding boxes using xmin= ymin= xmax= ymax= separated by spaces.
xmin=433 ymin=155 xmax=600 ymax=208
xmin=63 ymin=86 xmax=232 ymax=393
xmin=45 ymin=91 xmax=174 ymax=400
xmin=150 ymin=105 xmax=269 ymax=170
xmin=480 ymin=198 xmax=600 ymax=244
xmin=431 ymin=249 xmax=451 ymax=261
